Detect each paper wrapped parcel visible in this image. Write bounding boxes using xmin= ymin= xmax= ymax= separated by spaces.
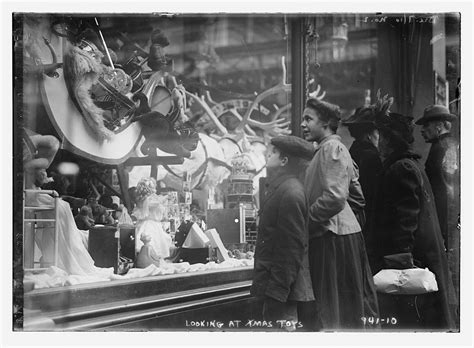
xmin=373 ymin=268 xmax=439 ymax=295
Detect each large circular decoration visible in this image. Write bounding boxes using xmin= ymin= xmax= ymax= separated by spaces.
xmin=35 ymin=18 xmax=173 ymax=165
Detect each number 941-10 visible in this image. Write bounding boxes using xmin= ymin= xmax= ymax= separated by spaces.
xmin=361 ymin=317 xmax=398 ymax=325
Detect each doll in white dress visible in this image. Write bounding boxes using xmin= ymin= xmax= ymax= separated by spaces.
xmin=132 ymin=177 xmax=172 ymax=259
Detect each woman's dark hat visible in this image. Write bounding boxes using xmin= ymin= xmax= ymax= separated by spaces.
xmin=376 ymin=112 xmax=415 ymax=145
xmin=271 ymin=135 xmax=315 ymax=161
xmin=415 ymin=105 xmax=457 ymax=125
xmin=343 ymin=90 xmax=394 ymax=126
xmin=342 ymin=107 xmax=377 ymax=125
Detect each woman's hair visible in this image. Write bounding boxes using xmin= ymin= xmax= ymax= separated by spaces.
xmin=379 ymin=125 xmax=414 ymax=154
xmin=375 ymin=112 xmax=415 ymax=153
xmin=385 ymin=130 xmax=411 ymax=153
xmin=305 ymin=98 xmax=341 ymax=133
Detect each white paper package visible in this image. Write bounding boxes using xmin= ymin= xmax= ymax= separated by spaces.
xmin=373 ymin=268 xmax=439 ymax=295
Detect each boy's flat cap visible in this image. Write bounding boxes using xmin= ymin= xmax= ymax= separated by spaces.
xmin=271 ymin=135 xmax=315 ymax=161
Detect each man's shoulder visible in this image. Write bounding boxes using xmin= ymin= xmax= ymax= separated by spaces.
xmin=428 ymin=136 xmax=457 ymax=162
xmin=439 ymin=134 xmax=459 ymax=149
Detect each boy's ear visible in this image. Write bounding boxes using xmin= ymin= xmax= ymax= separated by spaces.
xmin=281 ymin=156 xmax=288 ymax=166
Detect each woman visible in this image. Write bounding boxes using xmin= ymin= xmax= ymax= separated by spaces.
xmin=343 ymin=106 xmax=383 ymax=231
xmin=372 ymin=111 xmax=458 ymax=330
xmin=301 ymin=98 xmax=379 ymax=330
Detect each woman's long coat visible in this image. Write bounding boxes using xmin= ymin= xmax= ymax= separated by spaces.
xmin=372 ymin=151 xmax=457 ymax=330
xmin=250 ymin=173 xmax=314 ymax=302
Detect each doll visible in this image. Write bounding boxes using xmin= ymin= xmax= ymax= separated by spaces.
xmin=74 ymin=205 xmax=95 ymax=231
xmin=136 ymin=232 xmax=163 ymax=268
xmin=132 ymin=177 xmax=172 ymax=258
xmin=86 ymin=197 xmax=115 ymax=225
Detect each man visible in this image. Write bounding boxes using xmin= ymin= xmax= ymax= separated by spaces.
xmin=301 ymin=98 xmax=379 ymax=330
xmin=415 ymin=105 xmax=460 ymax=315
xmin=415 ymin=105 xmax=459 ymax=252
xmin=250 ymin=135 xmax=315 ymax=332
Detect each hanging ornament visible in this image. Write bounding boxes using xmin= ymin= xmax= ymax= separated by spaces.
xmin=305 ymin=17 xmax=320 ymax=101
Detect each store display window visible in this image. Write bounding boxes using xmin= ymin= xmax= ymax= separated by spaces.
xmin=17 ymin=14 xmax=293 ymax=290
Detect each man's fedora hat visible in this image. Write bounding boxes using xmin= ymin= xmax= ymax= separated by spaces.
xmin=415 ymin=105 xmax=457 ymax=125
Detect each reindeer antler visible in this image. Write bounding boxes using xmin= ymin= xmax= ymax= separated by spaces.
xmin=308 ymin=84 xmax=326 ymax=100
xmin=236 ymin=56 xmax=291 ymax=133
xmin=271 ymin=103 xmax=291 ymax=121
xmin=202 ymin=80 xmax=218 ymax=106
xmin=184 ymin=91 xmax=228 ymax=135
xmin=228 ymin=109 xmax=257 ymax=136
xmin=250 ymin=118 xmax=291 ymax=137
xmin=203 ymin=72 xmax=292 ymax=137
xmin=228 ymin=108 xmax=291 ymax=137
xmin=202 ymin=81 xmax=259 ymax=136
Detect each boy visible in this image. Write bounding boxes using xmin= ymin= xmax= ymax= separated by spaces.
xmin=250 ymin=135 xmax=315 ymax=331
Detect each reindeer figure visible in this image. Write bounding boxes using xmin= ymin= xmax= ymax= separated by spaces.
xmin=128 ymin=57 xmax=326 ymax=208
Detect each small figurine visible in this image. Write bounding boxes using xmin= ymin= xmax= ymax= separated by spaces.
xmin=74 ymin=205 xmax=95 ymax=231
xmin=136 ymin=233 xmax=163 ymax=269
xmin=86 ymin=196 xmax=114 ymax=225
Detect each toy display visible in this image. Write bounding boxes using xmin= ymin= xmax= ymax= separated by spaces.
xmin=20 ymin=14 xmax=326 ymax=285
